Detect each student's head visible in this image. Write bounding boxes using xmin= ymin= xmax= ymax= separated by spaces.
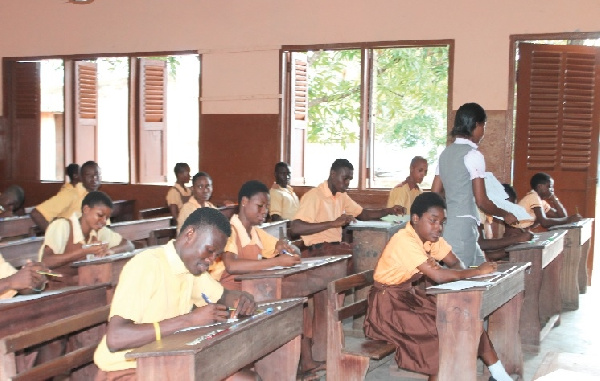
xmin=410 ymin=192 xmax=447 ymax=243
xmin=80 ymin=161 xmax=101 ymax=192
xmin=502 ymin=183 xmax=518 ymax=204
xmin=0 ymin=185 xmax=25 ymax=213
xmin=191 ymin=172 xmax=213 ymax=203
xmin=274 ymin=162 xmax=291 ymax=188
xmin=328 ymin=159 xmax=354 ymax=194
xmin=174 ymin=163 xmax=191 ymax=184
xmin=81 ymin=191 xmax=113 ymax=231
xmin=178 ymin=207 xmax=232 ymax=275
xmin=530 ymin=172 xmax=553 ymax=198
xmin=66 ymin=163 xmax=80 ymax=185
xmin=238 ymin=180 xmax=270 ymax=226
xmin=409 ymin=156 xmax=428 ymax=184
xmin=451 ymin=102 xmax=487 ymax=144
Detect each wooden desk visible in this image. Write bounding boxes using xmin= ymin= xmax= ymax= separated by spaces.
xmin=0 ymin=215 xmax=35 ymax=240
xmin=110 ymin=199 xmax=136 ymax=223
xmin=0 ymin=236 xmax=44 ymax=268
xmin=533 ymin=352 xmax=600 ymax=379
xmin=110 ymin=216 xmax=172 ymax=246
xmin=126 ymin=298 xmax=304 ymax=381
xmin=427 ymin=263 xmax=529 ymax=381
xmin=0 ymin=284 xmax=108 ymax=338
xmin=549 ymin=218 xmax=593 ymax=310
xmin=505 ymin=230 xmax=566 ymax=350
xmin=235 ymin=255 xmax=350 ymax=361
xmin=258 ymin=219 xmax=288 ymax=239
xmin=346 ymin=221 xmax=405 ymax=273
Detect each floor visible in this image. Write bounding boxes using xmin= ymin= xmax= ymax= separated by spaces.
xmin=309 ymin=286 xmax=599 ymax=381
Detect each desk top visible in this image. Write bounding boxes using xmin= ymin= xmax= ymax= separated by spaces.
xmin=0 ymin=235 xmax=43 ymax=248
xmin=234 ymin=254 xmax=350 ymax=280
xmin=548 ymin=217 xmax=594 ymax=231
xmin=71 ymin=246 xmax=157 ymax=267
xmin=110 ymin=216 xmax=172 ymax=228
xmin=505 ymin=230 xmax=566 ymax=252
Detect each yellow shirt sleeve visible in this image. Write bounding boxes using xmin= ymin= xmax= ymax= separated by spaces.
xmin=269 ymin=188 xmax=284 ymax=217
xmin=0 ymin=254 xmax=18 ymax=299
xmin=224 ymin=227 xmax=239 ymax=255
xmin=256 ymin=228 xmax=278 ymax=258
xmin=39 ymin=219 xmax=71 ymax=261
xmin=98 ymin=227 xmax=125 ymax=248
xmin=342 ymin=193 xmax=363 ymax=217
xmin=36 ymin=187 xmax=77 ymax=222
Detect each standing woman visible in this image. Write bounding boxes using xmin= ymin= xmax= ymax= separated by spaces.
xmin=431 ymin=103 xmax=517 ymax=267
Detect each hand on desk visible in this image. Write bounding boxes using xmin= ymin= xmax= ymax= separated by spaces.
xmin=191 ymin=303 xmax=232 ymax=324
xmin=388 ymin=205 xmax=407 ymax=215
xmin=11 ymin=261 xmax=48 ymax=291
xmin=333 ymin=214 xmax=357 ymax=227
xmin=80 ymin=242 xmax=110 ymax=258
xmin=232 ymin=291 xmax=257 ymax=317
xmin=475 ymin=261 xmax=497 ymax=275
xmin=567 ymin=214 xmax=583 ymax=223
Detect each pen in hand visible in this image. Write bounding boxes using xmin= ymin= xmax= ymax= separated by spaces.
xmin=37 ymin=271 xmax=63 ymax=277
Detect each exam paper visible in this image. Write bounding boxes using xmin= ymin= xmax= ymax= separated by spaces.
xmin=428 ymin=280 xmax=492 ymax=291
xmin=484 ymin=172 xmax=532 ymax=222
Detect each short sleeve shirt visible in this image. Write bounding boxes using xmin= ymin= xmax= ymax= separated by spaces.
xmin=435 ymin=138 xmax=486 ymax=180
xmin=36 ymin=183 xmax=88 ymax=222
xmin=374 ymin=223 xmax=452 ymax=285
xmin=166 ymin=183 xmax=191 ymax=211
xmin=269 ymin=183 xmax=300 ymax=220
xmin=38 ymin=213 xmax=124 ymax=261
xmin=94 ymin=241 xmax=224 ymax=372
xmin=0 ymin=254 xmax=18 ymax=299
xmin=517 ymin=190 xmax=550 ymax=228
xmin=293 ymin=181 xmax=363 ymax=246
xmin=386 ymin=183 xmax=422 ymax=209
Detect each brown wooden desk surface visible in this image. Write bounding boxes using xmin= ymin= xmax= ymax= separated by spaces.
xmin=549 ymin=219 xmax=594 ymax=309
xmin=0 ymin=236 xmax=44 ymax=268
xmin=427 ymin=263 xmax=529 ymax=381
xmin=126 ymin=298 xmax=305 ymax=381
xmin=109 ymin=216 xmax=172 ymax=242
xmin=0 ymin=215 xmax=35 ymax=240
xmin=506 ymin=230 xmax=565 ymax=350
xmin=0 ymin=284 xmax=108 ymax=338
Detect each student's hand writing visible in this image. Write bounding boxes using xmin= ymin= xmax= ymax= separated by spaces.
xmin=424 ymin=257 xmax=440 ymax=270
xmin=476 ymin=261 xmax=497 ymax=275
xmin=275 ymin=239 xmax=300 ymax=256
xmin=511 ymin=230 xmax=534 ymax=243
xmin=388 ymin=205 xmax=406 ymax=215
xmin=190 ymin=303 xmax=231 ymax=325
xmin=567 ymin=214 xmax=583 ymax=223
xmin=10 ymin=261 xmax=47 ymax=291
xmin=232 ymin=291 xmax=257 ymax=318
xmin=503 ymin=212 xmax=518 ymax=226
xmin=332 ymin=214 xmax=356 ymax=228
xmin=81 ymin=242 xmax=110 ymax=257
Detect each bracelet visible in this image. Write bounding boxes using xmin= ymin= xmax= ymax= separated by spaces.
xmin=153 ymin=322 xmax=161 ymax=341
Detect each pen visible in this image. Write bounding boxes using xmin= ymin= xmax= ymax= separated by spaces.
xmin=37 ymin=271 xmax=63 ymax=277
xmin=281 ymin=249 xmax=295 ymax=257
xmin=201 ymin=293 xmax=212 ymax=304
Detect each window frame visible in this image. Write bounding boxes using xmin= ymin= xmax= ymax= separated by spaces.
xmin=281 ymin=40 xmax=454 ymax=190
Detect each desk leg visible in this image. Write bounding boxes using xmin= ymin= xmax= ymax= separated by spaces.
xmin=539 ymin=252 xmax=562 ymax=327
xmin=579 ymin=240 xmax=591 ymax=294
xmin=312 ymin=290 xmax=328 ymax=361
xmin=560 ymin=235 xmax=581 ymax=311
xmin=255 ymin=335 xmax=301 ymax=381
xmin=488 ymin=291 xmax=524 ymax=379
xmin=436 ymin=291 xmax=482 ymax=381
xmin=515 ymin=254 xmax=542 ymax=349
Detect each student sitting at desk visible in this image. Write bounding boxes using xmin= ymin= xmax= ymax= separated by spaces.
xmin=177 ymin=172 xmax=217 ymax=234
xmin=212 ymin=180 xmax=300 ymax=290
xmin=39 ymin=191 xmax=134 ymax=288
xmin=0 ymin=185 xmax=25 ymax=218
xmin=364 ymin=192 xmax=513 ymax=381
xmin=0 ymin=254 xmax=47 ymax=298
xmin=30 ymin=161 xmax=102 ymax=232
xmin=386 ymin=155 xmax=428 ymax=210
xmin=517 ymin=172 xmax=582 ymax=229
xmin=94 ymin=207 xmax=258 ymax=381
xmin=269 ymin=162 xmax=300 ymax=222
xmin=166 ymin=162 xmax=192 ymax=221
xmin=291 ymin=158 xmax=405 ymax=257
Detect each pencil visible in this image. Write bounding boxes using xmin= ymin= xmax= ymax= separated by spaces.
xmin=37 ymin=271 xmax=63 ymax=277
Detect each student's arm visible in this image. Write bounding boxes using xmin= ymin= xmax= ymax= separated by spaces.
xmin=472 ymin=178 xmax=518 ymax=226
xmin=544 ymin=194 xmax=567 ymax=218
xmin=221 ymin=249 xmax=300 ymax=274
xmin=290 ymin=215 xmax=356 ymax=236
xmin=532 ymin=206 xmax=580 ymax=228
xmin=218 ymin=289 xmax=257 ymax=317
xmin=431 ymin=175 xmax=445 ymax=198
xmin=30 ymin=208 xmax=49 ymax=231
xmin=105 ymin=238 xmax=134 ymax=255
xmin=168 ymin=204 xmax=179 ymax=221
xmin=478 ymin=226 xmax=533 ymax=252
xmin=417 ymin=253 xmax=497 ymax=284
xmin=0 ymin=262 xmax=47 ymax=295
xmin=41 ymin=243 xmax=110 ymax=269
xmin=270 ymin=214 xmax=283 ymax=222
xmin=357 ymin=205 xmax=405 ymax=220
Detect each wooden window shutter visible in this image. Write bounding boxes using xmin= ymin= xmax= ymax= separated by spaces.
xmin=5 ymin=61 xmax=41 ymax=180
xmin=138 ymin=58 xmax=167 ymax=183
xmin=74 ymin=61 xmax=98 ymax=164
xmin=289 ymin=52 xmax=308 ymax=184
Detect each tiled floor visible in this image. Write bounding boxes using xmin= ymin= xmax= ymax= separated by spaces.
xmin=313 ymin=286 xmax=599 ymax=381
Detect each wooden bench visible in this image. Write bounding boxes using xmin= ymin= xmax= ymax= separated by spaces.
xmin=148 ymin=226 xmax=177 ymax=246
xmin=138 ymin=206 xmax=171 ymax=220
xmin=110 ymin=216 xmax=172 ymax=247
xmin=0 ymin=305 xmax=110 ymax=381
xmin=218 ymin=204 xmax=238 ymax=220
xmin=0 ymin=215 xmax=36 ymax=241
xmin=0 ymin=237 xmax=44 ymax=268
xmin=110 ymin=199 xmax=136 ymax=223
xmin=326 ymin=270 xmax=395 ymax=381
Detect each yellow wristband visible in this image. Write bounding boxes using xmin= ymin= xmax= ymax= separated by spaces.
xmin=153 ymin=322 xmax=161 ymax=341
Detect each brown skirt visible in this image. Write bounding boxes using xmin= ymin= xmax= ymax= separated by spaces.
xmin=364 ymin=274 xmax=439 ymax=375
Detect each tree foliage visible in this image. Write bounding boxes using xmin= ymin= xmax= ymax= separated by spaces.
xmin=306 ymin=47 xmax=449 ymax=159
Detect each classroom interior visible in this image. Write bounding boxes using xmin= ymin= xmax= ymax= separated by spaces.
xmin=1 ymin=1 xmax=600 ymax=380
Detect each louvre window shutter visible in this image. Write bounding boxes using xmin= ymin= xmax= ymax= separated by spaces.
xmin=74 ymin=61 xmax=98 ymax=164
xmin=138 ymin=58 xmax=167 ymax=183
xmin=289 ymin=53 xmax=308 ymax=185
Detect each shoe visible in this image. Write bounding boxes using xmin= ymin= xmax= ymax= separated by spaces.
xmin=489 ymin=377 xmax=497 ymax=381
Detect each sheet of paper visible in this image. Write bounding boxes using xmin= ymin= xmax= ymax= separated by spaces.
xmin=467 ymin=271 xmax=502 ymax=279
xmin=484 ymin=172 xmax=532 ymax=222
xmin=348 ymin=220 xmax=397 ymax=228
xmin=428 ymin=280 xmax=492 ymax=291
xmin=380 ymin=214 xmax=410 ymax=223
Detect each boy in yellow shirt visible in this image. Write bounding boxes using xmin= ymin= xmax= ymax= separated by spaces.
xmin=386 ymin=156 xmax=428 ymax=210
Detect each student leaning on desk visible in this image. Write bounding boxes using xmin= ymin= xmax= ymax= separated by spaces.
xmin=94 ymin=207 xmax=258 ymax=381
xmin=0 ymin=254 xmax=48 ymax=298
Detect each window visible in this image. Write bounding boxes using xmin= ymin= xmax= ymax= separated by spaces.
xmin=283 ymin=42 xmax=451 ymax=189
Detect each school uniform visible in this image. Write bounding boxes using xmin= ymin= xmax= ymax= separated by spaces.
xmin=38 ymin=213 xmax=124 ymax=287
xmin=94 ymin=240 xmax=223 ymax=374
xmin=269 ymin=183 xmax=300 ymax=220
xmin=386 ymin=182 xmax=422 ymax=209
xmin=0 ymin=254 xmax=18 ymax=299
xmin=517 ymin=190 xmax=550 ymax=228
xmin=364 ymin=223 xmax=451 ymax=375
xmin=293 ymin=181 xmax=362 ymax=257
xmin=36 ymin=183 xmax=88 ymax=222
xmin=211 ymin=214 xmax=277 ymax=289
xmin=436 ymin=138 xmax=485 ymax=267
xmin=176 ymin=198 xmax=216 ymax=234
xmin=165 ymin=183 xmax=191 ymax=212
